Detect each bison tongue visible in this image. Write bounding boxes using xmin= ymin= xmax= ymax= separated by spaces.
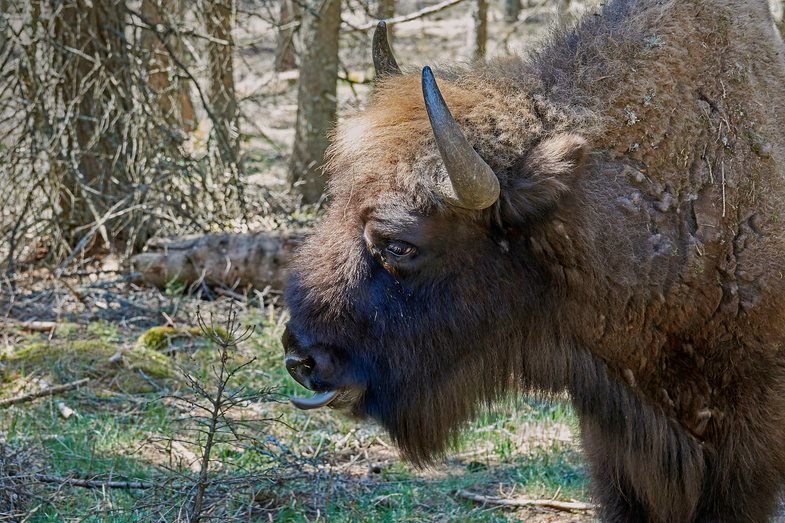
xmin=290 ymin=390 xmax=340 ymax=410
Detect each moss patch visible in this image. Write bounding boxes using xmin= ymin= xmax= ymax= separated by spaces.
xmin=1 ymin=340 xmax=175 ymax=394
xmin=137 ymin=325 xmax=231 ymax=352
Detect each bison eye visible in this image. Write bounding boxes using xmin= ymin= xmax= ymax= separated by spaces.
xmin=385 ymin=240 xmax=416 ymax=258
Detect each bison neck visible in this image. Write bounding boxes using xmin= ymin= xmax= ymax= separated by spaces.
xmin=520 ymin=147 xmax=785 ymax=443
xmin=491 ymin=0 xmax=785 ymax=442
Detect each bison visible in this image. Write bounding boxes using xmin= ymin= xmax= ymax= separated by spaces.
xmin=282 ymin=0 xmax=785 ymax=520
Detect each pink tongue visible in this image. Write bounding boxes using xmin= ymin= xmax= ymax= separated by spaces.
xmin=290 ymin=390 xmax=340 ymax=410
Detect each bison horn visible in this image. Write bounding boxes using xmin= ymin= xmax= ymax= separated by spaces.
xmin=421 ymin=66 xmax=499 ymax=209
xmin=373 ymin=21 xmax=401 ymax=77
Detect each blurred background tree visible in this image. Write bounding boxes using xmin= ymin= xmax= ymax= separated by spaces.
xmin=275 ymin=0 xmax=300 ymax=71
xmin=52 ymin=0 xmax=134 ymax=247
xmin=287 ymin=0 xmax=342 ymax=205
xmin=205 ymin=0 xmax=241 ymax=167
xmin=141 ymin=0 xmax=195 ymax=131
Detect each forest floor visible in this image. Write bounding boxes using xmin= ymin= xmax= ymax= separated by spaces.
xmin=0 ymin=1 xmax=601 ymax=521
xmin=0 ymin=277 xmax=590 ymax=521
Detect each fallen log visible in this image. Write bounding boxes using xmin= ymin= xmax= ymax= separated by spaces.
xmin=129 ymin=231 xmax=305 ymax=292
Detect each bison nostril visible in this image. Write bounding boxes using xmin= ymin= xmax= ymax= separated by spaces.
xmin=285 ymin=354 xmax=316 ymax=387
xmin=285 ymin=354 xmax=313 ymax=371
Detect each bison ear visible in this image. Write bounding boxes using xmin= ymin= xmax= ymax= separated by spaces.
xmin=499 ymin=133 xmax=589 ymax=225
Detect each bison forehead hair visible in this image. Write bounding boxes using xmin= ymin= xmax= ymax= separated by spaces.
xmin=330 ymin=73 xmax=546 ymax=178
xmin=327 ymin=69 xmax=595 ymax=202
xmin=284 ymin=0 xmax=785 ymax=521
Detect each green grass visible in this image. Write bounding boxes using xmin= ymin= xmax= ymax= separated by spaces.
xmin=0 ymin=312 xmax=591 ymax=521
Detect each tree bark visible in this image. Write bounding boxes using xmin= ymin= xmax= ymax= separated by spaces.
xmin=141 ymin=0 xmax=196 ymax=131
xmin=275 ymin=0 xmax=299 ymax=71
xmin=129 ymin=231 xmax=304 ymax=291
xmin=288 ymin=0 xmax=342 ymax=204
xmin=205 ymin=0 xmax=239 ymax=163
xmin=53 ymin=0 xmax=133 ymax=245
xmin=469 ymin=0 xmax=488 ymax=60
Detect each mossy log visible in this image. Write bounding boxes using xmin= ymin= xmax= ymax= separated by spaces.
xmin=129 ymin=231 xmax=304 ymax=292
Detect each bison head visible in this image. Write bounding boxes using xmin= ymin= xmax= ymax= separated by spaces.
xmin=283 ymin=23 xmax=590 ymax=464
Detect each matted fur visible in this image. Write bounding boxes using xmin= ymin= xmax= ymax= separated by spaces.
xmin=284 ymin=0 xmax=785 ymax=521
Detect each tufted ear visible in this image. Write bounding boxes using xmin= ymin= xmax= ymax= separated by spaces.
xmin=498 ymin=133 xmax=589 ymax=226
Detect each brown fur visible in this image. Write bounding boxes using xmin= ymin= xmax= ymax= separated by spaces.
xmin=283 ymin=1 xmax=785 ymax=521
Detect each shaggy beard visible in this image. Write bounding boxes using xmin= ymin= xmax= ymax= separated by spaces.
xmin=361 ymin=326 xmax=537 ymax=465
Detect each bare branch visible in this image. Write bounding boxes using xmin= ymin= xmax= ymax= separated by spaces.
xmin=0 ymin=379 xmax=90 ymax=408
xmin=348 ymin=0 xmax=466 ymax=31
xmin=456 ymin=489 xmax=596 ymax=512
xmin=36 ymin=475 xmax=155 ymax=490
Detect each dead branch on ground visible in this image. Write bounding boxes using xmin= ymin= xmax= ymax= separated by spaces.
xmin=35 ymin=476 xmax=154 ymax=490
xmin=456 ymin=489 xmax=595 ymax=512
xmin=0 ymin=321 xmax=59 ymax=333
xmin=0 ymin=379 xmax=90 ymax=408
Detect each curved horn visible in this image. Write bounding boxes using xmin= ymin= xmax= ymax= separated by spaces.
xmin=421 ymin=66 xmax=500 ymax=209
xmin=373 ymin=21 xmax=401 ymax=78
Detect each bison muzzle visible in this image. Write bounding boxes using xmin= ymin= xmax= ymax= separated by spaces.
xmin=282 ymin=0 xmax=785 ymax=520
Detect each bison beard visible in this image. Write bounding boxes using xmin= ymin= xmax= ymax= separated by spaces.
xmin=282 ymin=0 xmax=785 ymax=521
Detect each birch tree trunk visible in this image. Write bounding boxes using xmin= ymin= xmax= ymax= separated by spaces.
xmin=130 ymin=231 xmax=304 ymax=291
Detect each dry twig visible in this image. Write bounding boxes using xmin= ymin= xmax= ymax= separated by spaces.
xmin=0 ymin=378 xmax=90 ymax=408
xmin=278 ymin=0 xmax=466 ymax=33
xmin=348 ymin=0 xmax=466 ymax=30
xmin=456 ymin=489 xmax=595 ymax=512
xmin=35 ymin=475 xmax=154 ymax=490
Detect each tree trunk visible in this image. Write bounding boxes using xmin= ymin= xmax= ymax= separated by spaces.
xmin=129 ymin=231 xmax=304 ymax=291
xmin=53 ymin=0 xmax=132 ymax=245
xmin=141 ymin=0 xmax=196 ymax=131
xmin=469 ymin=0 xmax=488 ymax=60
xmin=275 ymin=0 xmax=299 ymax=71
xmin=205 ymin=0 xmax=239 ymax=164
xmin=288 ymin=0 xmax=342 ymax=204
